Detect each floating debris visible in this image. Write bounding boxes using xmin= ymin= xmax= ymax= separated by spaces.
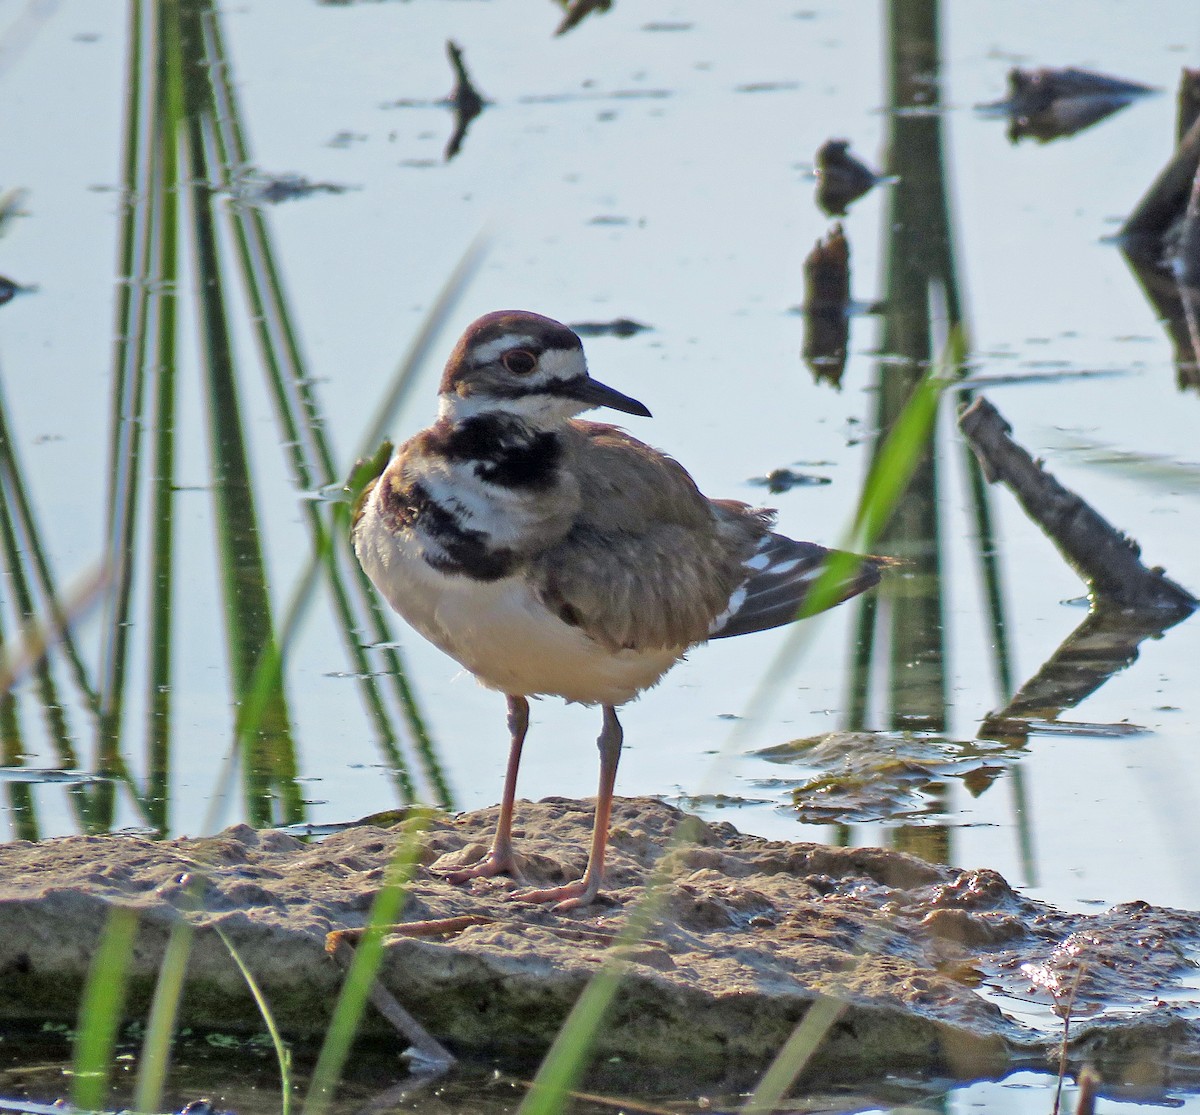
xmin=567 ymin=317 xmax=651 ymax=338
xmin=736 ymin=81 xmax=801 ymax=94
xmin=814 ymin=138 xmax=885 ymax=216
xmin=326 ymin=130 xmax=367 ymax=149
xmin=748 ymin=467 xmax=831 ymax=494
xmin=518 ymin=88 xmax=672 ymax=105
xmin=978 ymin=66 xmax=1156 ymax=144
xmin=754 ymin=730 xmax=995 ymax=824
xmin=801 ymin=223 xmax=851 ymax=387
xmin=670 ymin=792 xmax=775 ymax=811
xmin=233 ymin=172 xmax=358 ymax=205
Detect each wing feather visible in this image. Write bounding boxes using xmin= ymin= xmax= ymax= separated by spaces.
xmin=709 ymin=533 xmax=882 ymax=639
xmin=531 ymin=423 xmax=767 ymax=650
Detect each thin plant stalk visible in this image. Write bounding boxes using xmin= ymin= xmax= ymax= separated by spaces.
xmin=960 ymin=429 xmax=1013 ymax=701
xmin=194 ymin=0 xmax=453 ymax=806
xmin=216 ymin=926 xmax=293 ymax=1115
xmin=515 ymin=867 xmax=669 ymax=1115
xmin=732 ymin=351 xmax=952 ymax=742
xmin=0 ymin=375 xmax=99 ymax=715
xmin=0 ymin=604 xmax=37 ymax=841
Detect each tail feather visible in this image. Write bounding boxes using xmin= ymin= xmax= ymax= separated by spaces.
xmin=708 ymin=533 xmax=883 ymax=640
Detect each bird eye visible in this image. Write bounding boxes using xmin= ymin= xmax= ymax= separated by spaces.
xmin=502 ymin=349 xmax=537 ymax=375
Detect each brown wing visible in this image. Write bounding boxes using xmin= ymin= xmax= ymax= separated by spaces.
xmin=530 ymin=422 xmax=770 ymax=651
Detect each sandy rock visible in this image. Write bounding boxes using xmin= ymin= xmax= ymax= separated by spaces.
xmin=1 ymin=798 xmax=1199 ymax=1087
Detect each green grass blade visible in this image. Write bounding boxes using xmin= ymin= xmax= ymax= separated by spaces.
xmin=341 ymin=233 xmax=492 ymax=807
xmin=0 ymin=645 xmax=38 ymax=839
xmin=515 ymin=852 xmax=676 ymax=1115
xmin=353 ymin=232 xmax=490 ymax=465
xmin=740 ymin=996 xmax=847 ymax=1114
xmin=736 ymin=334 xmax=958 ymax=728
xmin=72 ymin=905 xmax=140 ymax=1112
xmin=518 ymin=970 xmax=624 ymax=1115
xmin=232 ymin=530 xmax=324 ymax=765
xmin=133 ymin=914 xmax=195 ymax=1113
xmin=215 ymin=926 xmax=293 ymax=1115
xmin=301 ymin=813 xmax=430 ymax=1115
xmin=0 ymin=420 xmax=94 ymax=826
xmin=195 ymin=0 xmax=451 ymax=808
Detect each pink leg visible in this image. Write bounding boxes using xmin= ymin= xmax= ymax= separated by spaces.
xmin=515 ymin=704 xmax=622 ymax=910
xmin=443 ymin=695 xmax=528 ymax=883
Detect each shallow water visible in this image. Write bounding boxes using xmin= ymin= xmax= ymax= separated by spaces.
xmin=2 ymin=0 xmax=1200 ymax=1110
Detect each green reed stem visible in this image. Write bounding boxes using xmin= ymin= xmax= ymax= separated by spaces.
xmin=178 ymin=0 xmax=300 ymax=824
xmin=101 ymin=0 xmax=157 ymax=773
xmin=0 ymin=375 xmax=99 ymax=716
xmin=144 ymin=0 xmax=184 ymax=834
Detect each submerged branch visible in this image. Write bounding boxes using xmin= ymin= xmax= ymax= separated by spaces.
xmin=958 ymin=396 xmax=1196 ymax=613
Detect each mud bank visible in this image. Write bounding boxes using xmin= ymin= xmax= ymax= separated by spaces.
xmin=1 ymin=798 xmax=1198 ymax=1088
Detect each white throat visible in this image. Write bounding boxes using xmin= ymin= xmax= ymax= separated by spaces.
xmin=437 ymin=389 xmax=585 ymax=426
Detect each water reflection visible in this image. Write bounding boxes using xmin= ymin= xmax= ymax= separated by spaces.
xmin=1117 ymin=68 xmax=1200 ymax=374
xmin=0 ymin=0 xmax=451 ymax=843
xmin=813 ymin=139 xmax=886 ymax=217
xmin=788 ymin=0 xmax=1195 ymax=877
xmin=444 ymin=40 xmax=487 ymax=162
xmin=977 ymin=66 xmax=1157 ymax=144
xmin=800 ymin=224 xmax=851 ymax=387
xmin=980 ymin=604 xmax=1191 ymax=747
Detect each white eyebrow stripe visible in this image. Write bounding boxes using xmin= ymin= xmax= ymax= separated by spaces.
xmin=471 ymin=335 xmax=538 ymax=364
xmin=535 ymin=347 xmax=584 ymax=383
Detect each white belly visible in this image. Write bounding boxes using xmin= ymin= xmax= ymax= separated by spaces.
xmin=355 ymin=500 xmax=683 ymax=706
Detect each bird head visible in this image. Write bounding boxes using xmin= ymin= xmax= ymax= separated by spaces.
xmin=437 ymin=310 xmax=651 ymax=424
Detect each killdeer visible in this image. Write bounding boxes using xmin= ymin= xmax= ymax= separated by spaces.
xmin=353 ymin=310 xmax=883 ymax=909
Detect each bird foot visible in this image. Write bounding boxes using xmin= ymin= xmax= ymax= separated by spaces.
xmin=440 ymin=847 xmax=519 ymax=885
xmin=511 ymin=878 xmax=601 ymax=911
